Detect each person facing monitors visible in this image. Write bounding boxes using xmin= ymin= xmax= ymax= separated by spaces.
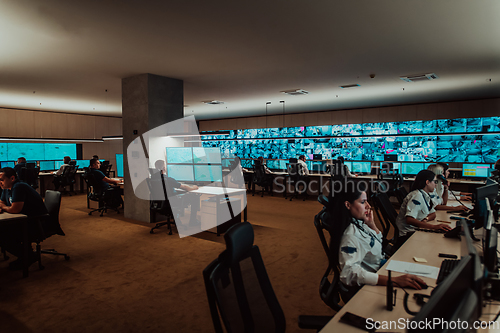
xmin=427 ymin=164 xmax=469 ymax=212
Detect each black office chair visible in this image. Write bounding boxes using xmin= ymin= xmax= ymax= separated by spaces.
xmin=285 ymin=163 xmax=307 ymax=201
xmin=252 ymin=159 xmax=273 ymax=197
xmin=32 ymin=190 xmax=69 ymax=270
xmin=59 ymin=165 xmax=78 ymax=196
xmin=83 ymin=169 xmax=121 ymax=216
xmin=19 ymin=166 xmax=40 ymax=190
xmin=99 ymin=161 xmax=112 ymax=177
xmin=147 ymin=176 xmax=175 ymax=234
xmin=298 ymin=195 xmax=350 ymax=329
xmin=371 ymin=192 xmax=400 ymax=254
xmin=203 ymin=222 xmax=323 ymax=332
xmin=394 ymin=186 xmax=409 ymax=205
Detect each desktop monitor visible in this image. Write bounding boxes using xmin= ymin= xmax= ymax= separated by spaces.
xmin=74 ymin=160 xmax=89 ymax=169
xmin=0 ymin=161 xmax=15 ymax=168
xmin=473 ymin=180 xmax=498 ymax=229
xmin=311 ymin=161 xmax=326 ymax=173
xmin=116 ymin=154 xmax=124 ymax=178
xmin=55 ymin=161 xmax=64 ymax=169
xmin=240 ymin=159 xmax=253 ymax=169
xmin=483 ymin=208 xmax=498 ymax=273
xmin=192 ymin=147 xmax=222 ymax=164
xmin=194 ymin=165 xmax=223 ymax=182
xmin=279 ymin=160 xmax=287 ymax=170
xmin=289 ymin=158 xmax=298 ymax=163
xmin=167 ymin=164 xmax=194 ymax=182
xmin=39 ymin=160 xmax=55 ymax=171
xmin=221 ymin=157 xmax=236 ymax=168
xmin=401 ymin=162 xmax=424 ymax=175
xmin=409 ymin=255 xmax=477 ymax=333
xmin=462 ymin=163 xmax=491 ymax=178
xmin=351 ymin=161 xmax=371 ymax=173
xmin=384 ymin=154 xmax=398 ymax=162
xmin=313 ymin=154 xmax=322 ymax=160
xmin=166 ymin=147 xmax=193 ymax=164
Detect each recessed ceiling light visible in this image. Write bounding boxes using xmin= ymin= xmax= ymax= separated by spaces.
xmin=400 ymin=73 xmax=438 ymax=82
xmin=202 ymin=100 xmax=225 ymax=105
xmin=280 ymin=89 xmax=309 ymax=96
xmin=340 ymin=84 xmax=360 ymax=89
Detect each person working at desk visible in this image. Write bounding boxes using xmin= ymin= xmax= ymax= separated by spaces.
xmin=337 ymin=156 xmax=358 ymax=177
xmin=52 ymin=156 xmax=72 ymax=190
xmin=436 ymin=162 xmax=472 ymax=201
xmin=427 ymin=164 xmax=468 ymax=212
xmin=395 ymin=170 xmax=452 ymax=247
xmin=154 ymin=160 xmax=200 ymax=226
xmin=13 ymin=157 xmax=27 ymax=177
xmin=89 ymin=158 xmax=123 ymax=207
xmin=333 ymin=183 xmax=426 ymax=302
xmin=0 ymin=167 xmax=48 ymax=270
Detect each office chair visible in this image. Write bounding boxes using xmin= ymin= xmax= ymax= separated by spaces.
xmin=83 ymin=170 xmax=121 ymax=216
xmin=298 ymin=195 xmax=349 ymax=329
xmin=285 ymin=163 xmax=306 ymax=201
xmin=59 ymin=165 xmax=78 ymax=196
xmin=377 ymin=171 xmax=403 ymax=199
xmin=394 ymin=186 xmax=409 ymax=205
xmin=32 ymin=190 xmax=69 ymax=270
xmin=19 ymin=166 xmax=40 ymax=190
xmin=252 ymin=159 xmax=273 ymax=197
xmin=99 ymin=161 xmax=113 ymax=177
xmin=203 ymin=222 xmax=322 ymax=332
xmin=147 ymin=176 xmax=176 ymax=234
xmin=371 ymin=192 xmax=400 ymax=254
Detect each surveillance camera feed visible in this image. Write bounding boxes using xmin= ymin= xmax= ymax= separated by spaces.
xmin=200 ymin=116 xmax=500 ymax=178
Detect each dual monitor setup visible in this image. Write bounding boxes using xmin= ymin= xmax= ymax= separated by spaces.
xmin=409 ymin=179 xmax=500 ymax=331
xmin=163 ymin=147 xmax=223 ymax=183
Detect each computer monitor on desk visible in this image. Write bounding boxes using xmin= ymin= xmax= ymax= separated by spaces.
xmin=39 ymin=160 xmax=56 ymax=171
xmin=351 ymin=161 xmax=371 ymax=174
xmin=483 ymin=205 xmax=498 ymax=274
xmin=462 ymin=163 xmax=491 ymax=178
xmin=472 ymin=179 xmax=498 ymax=229
xmin=1 ymin=161 xmax=15 ymax=168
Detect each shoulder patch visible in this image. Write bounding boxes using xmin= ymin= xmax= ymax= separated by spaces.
xmin=341 ymin=246 xmax=357 ymax=254
xmin=411 ymin=199 xmax=421 ymax=205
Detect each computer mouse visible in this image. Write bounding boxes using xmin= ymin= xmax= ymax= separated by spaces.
xmin=416 ymin=281 xmax=428 ymax=289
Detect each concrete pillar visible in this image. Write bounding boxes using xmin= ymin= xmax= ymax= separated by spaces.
xmin=122 ymin=73 xmax=183 ymax=222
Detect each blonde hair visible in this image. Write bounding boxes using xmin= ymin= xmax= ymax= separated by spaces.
xmin=427 ymin=164 xmax=445 ymax=197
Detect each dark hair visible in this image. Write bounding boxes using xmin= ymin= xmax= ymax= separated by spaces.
xmin=437 ymin=162 xmax=449 ymax=172
xmin=411 ymin=170 xmax=435 ymax=191
xmin=89 ymin=158 xmax=99 ymax=167
xmin=64 ymin=156 xmax=71 ymax=164
xmin=337 ymin=156 xmax=345 ymax=163
xmin=92 ymin=155 xmax=99 ymax=160
xmin=0 ymin=167 xmax=17 ymax=179
xmin=495 ymin=159 xmax=500 ymax=171
xmin=18 ymin=157 xmax=26 ymax=163
xmin=154 ymin=159 xmax=165 ymax=170
xmin=299 ymin=155 xmax=305 ymax=160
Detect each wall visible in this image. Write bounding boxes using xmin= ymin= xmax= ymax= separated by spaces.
xmin=199 ymin=98 xmax=500 ymax=131
xmin=0 ymin=108 xmax=123 ymax=172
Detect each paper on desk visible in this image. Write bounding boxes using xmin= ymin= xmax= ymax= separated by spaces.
xmin=386 ymin=260 xmax=440 ymax=279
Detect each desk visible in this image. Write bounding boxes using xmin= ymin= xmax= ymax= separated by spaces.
xmin=320 ymin=204 xmax=497 ymax=332
xmin=0 ymin=212 xmax=30 ymax=278
xmin=39 ymin=170 xmax=86 ymax=196
xmin=190 ymin=186 xmax=247 ymax=235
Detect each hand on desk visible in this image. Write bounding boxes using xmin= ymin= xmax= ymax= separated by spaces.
xmin=431 ymin=223 xmax=453 ymax=232
xmin=393 ymin=274 xmax=427 ymax=290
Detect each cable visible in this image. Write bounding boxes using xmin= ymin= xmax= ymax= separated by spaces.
xmin=450 ymin=190 xmax=469 ymax=209
xmin=392 ymin=282 xmax=432 ymax=315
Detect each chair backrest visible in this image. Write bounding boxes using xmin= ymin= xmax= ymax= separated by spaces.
xmin=372 ymin=192 xmax=399 ymax=242
xmin=62 ymin=165 xmax=78 ymax=184
xmin=287 ymin=163 xmax=300 ymax=181
xmin=203 ymin=222 xmax=286 ymax=333
xmin=394 ymin=186 xmax=409 ymax=205
xmin=19 ymin=166 xmax=40 ymax=189
xmin=84 ymin=169 xmax=105 ymax=194
xmin=42 ymin=190 xmax=64 ymax=237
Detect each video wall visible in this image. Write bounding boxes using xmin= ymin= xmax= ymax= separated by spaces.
xmin=0 ymin=143 xmax=78 ymax=162
xmin=201 ymin=116 xmax=500 ymax=164
xmin=165 ymin=147 xmax=223 ymax=182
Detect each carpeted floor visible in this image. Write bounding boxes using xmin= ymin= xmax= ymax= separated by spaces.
xmin=1 ymin=192 xmax=351 ymax=333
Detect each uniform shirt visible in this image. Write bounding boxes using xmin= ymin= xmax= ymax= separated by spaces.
xmin=0 ymin=181 xmax=48 ymax=217
xmin=55 ymin=163 xmax=71 ymax=176
xmin=429 ymin=189 xmax=443 ymax=206
xmin=13 ymin=162 xmax=26 ymax=176
xmin=298 ymin=160 xmax=309 ymax=176
xmin=339 ymin=220 xmax=384 ymax=286
xmin=396 ymin=189 xmax=436 ymax=236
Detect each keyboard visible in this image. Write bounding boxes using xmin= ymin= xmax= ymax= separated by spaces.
xmin=436 ymin=259 xmax=460 ymax=284
xmin=415 ymin=227 xmax=445 ymax=234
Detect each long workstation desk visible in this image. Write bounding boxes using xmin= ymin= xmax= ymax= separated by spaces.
xmin=320 ymin=202 xmax=500 ymax=332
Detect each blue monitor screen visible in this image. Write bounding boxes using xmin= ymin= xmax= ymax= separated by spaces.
xmin=39 ymin=160 xmax=55 ymax=171
xmin=167 ymin=164 xmax=194 ymax=182
xmin=116 ymin=154 xmax=123 ymax=178
xmin=55 ymin=161 xmax=64 ymax=169
xmin=44 ymin=143 xmax=77 ymax=160
xmin=379 ymin=162 xmax=401 ymax=170
xmin=166 ymin=147 xmax=193 ymax=164
xmin=74 ymin=160 xmax=89 ymax=169
xmin=279 ymin=160 xmax=287 ymax=170
xmin=0 ymin=161 xmax=15 ymax=168
xmin=462 ymin=164 xmax=491 ymax=178
xmin=344 ymin=161 xmax=353 ymax=171
xmin=266 ymin=160 xmax=280 ymax=170
xmin=192 ymin=147 xmax=222 ymax=164
xmin=194 ymin=165 xmax=223 ymax=182
xmin=221 ymin=158 xmax=236 ymax=168
xmin=351 ymin=162 xmax=371 ymax=173
xmin=401 ymin=163 xmax=425 ymax=175
xmin=240 ymin=159 xmax=253 ymax=169
xmin=8 ymin=143 xmax=45 ymax=161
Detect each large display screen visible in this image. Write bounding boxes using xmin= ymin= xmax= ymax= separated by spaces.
xmin=39 ymin=160 xmax=56 ymax=171
xmin=116 ymin=154 xmax=124 ymax=178
xmin=194 ymin=165 xmax=223 ymax=182
xmin=167 ymin=164 xmax=194 ymax=182
xmin=166 ymin=147 xmax=193 ymax=164
xmin=462 ymin=164 xmax=491 ymax=178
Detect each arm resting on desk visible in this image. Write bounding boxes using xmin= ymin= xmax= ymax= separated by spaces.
xmin=0 ymin=201 xmax=24 ymax=214
xmin=406 ymin=215 xmax=451 ymax=232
